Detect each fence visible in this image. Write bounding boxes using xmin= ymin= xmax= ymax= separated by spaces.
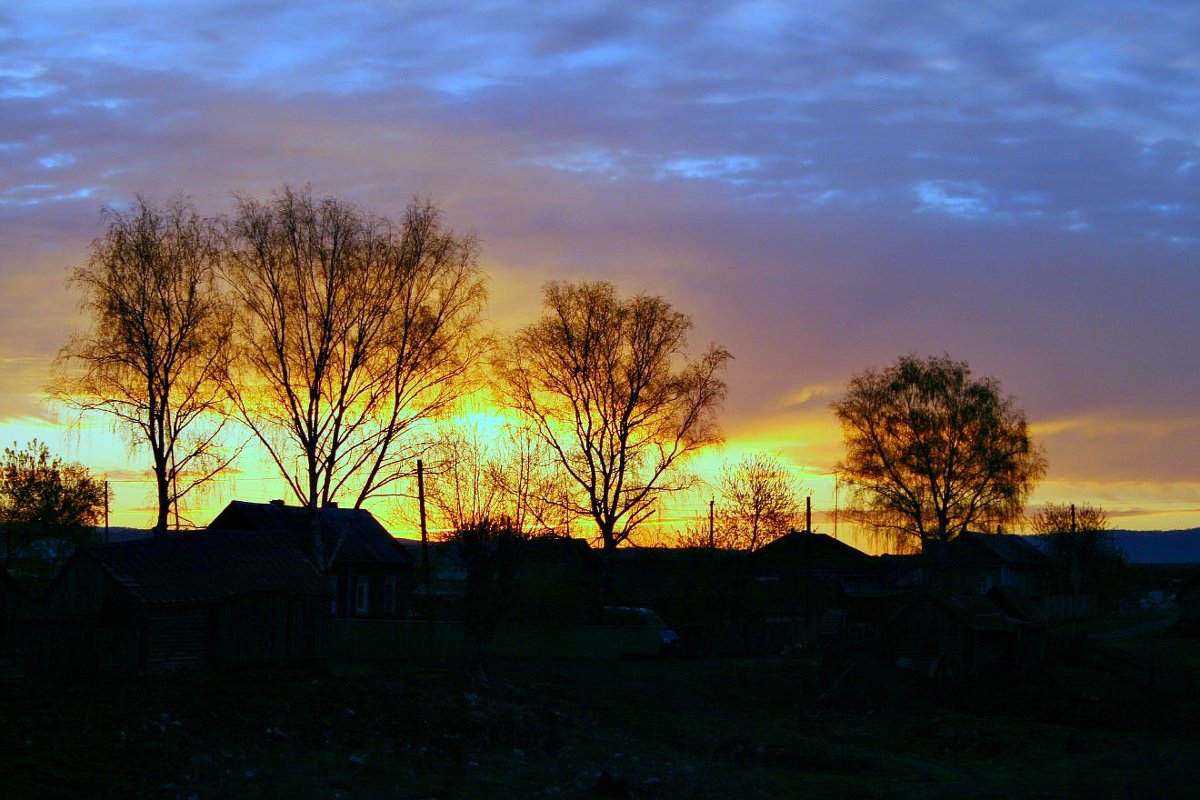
xmin=329 ymin=619 xmax=662 ymax=662
xmin=1045 ymin=594 xmax=1099 ymax=621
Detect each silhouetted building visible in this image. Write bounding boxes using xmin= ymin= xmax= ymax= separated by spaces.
xmin=38 ymin=528 xmax=331 ymax=673
xmin=208 ymin=500 xmax=415 ymax=619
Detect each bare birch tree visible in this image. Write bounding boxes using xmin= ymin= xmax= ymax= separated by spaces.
xmin=52 ymin=196 xmax=235 ymax=534
xmin=222 ymin=186 xmax=487 ymax=512
xmin=714 ymin=452 xmax=802 ymax=551
xmin=427 ymin=419 xmax=574 ymax=537
xmin=495 ymin=281 xmax=731 ymax=552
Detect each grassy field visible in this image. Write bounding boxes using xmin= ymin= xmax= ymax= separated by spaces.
xmin=3 ymin=640 xmax=1200 ymax=800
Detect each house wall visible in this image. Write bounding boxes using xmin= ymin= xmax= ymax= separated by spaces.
xmin=216 ymin=595 xmax=328 ymax=666
xmin=144 ymin=607 xmax=209 ymax=672
xmin=44 ymin=556 xmax=117 ymax=616
xmin=331 ymin=568 xmax=414 ymax=619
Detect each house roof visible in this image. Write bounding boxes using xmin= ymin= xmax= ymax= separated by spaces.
xmin=748 ymin=531 xmax=878 ymax=572
xmin=948 ymin=532 xmax=1049 ymax=569
xmin=890 ymin=591 xmax=1018 ymax=633
xmin=68 ymin=528 xmax=331 ymax=606
xmin=207 ymin=501 xmax=413 ymax=568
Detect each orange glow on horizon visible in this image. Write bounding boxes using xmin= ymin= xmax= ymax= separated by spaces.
xmin=6 ymin=394 xmax=1200 ymax=545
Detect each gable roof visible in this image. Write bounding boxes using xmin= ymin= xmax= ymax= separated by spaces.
xmin=949 ymin=532 xmax=1049 ymax=570
xmin=748 ymin=531 xmax=878 ymax=572
xmin=64 ymin=528 xmax=331 ymax=606
xmin=890 ymin=591 xmax=1017 ymax=633
xmin=207 ymin=501 xmax=413 ymax=568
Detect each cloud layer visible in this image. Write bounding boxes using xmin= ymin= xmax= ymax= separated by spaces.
xmin=1 ymin=1 xmax=1197 ymax=529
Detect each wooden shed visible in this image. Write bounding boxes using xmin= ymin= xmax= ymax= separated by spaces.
xmin=882 ymin=591 xmax=1035 ymax=680
xmin=38 ymin=529 xmax=331 ymax=674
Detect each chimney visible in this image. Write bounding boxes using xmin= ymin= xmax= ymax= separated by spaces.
xmin=269 ymin=499 xmax=285 ymax=507
xmin=324 ymin=501 xmax=338 ymax=509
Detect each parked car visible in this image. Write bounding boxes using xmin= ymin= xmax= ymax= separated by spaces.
xmin=602 ymin=606 xmax=681 ymax=654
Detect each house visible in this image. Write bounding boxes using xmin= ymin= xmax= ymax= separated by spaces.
xmin=507 ymin=535 xmax=602 ymax=624
xmin=207 ymin=500 xmax=415 ymax=619
xmin=607 ymin=546 xmax=742 ymax=625
xmin=1175 ymin=573 xmax=1200 ymax=634
xmin=743 ymin=531 xmax=885 ymax=621
xmin=887 ymin=532 xmax=1050 ymax=599
xmin=942 ymin=532 xmax=1050 ymax=597
xmin=400 ymin=534 xmax=603 ymax=625
xmin=881 ymin=590 xmax=1042 ymax=679
xmin=38 ymin=528 xmax=331 ymax=673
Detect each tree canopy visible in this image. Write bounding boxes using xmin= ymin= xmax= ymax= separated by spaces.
xmin=222 ymin=186 xmax=487 ymax=511
xmin=1030 ymin=502 xmax=1123 ymax=596
xmin=53 ymin=195 xmax=235 ymax=534
xmin=832 ymin=354 xmax=1045 ymax=552
xmin=708 ymin=452 xmax=802 ymax=551
xmin=1 ymin=440 xmax=104 ymax=584
xmin=495 ymin=281 xmax=731 ymax=551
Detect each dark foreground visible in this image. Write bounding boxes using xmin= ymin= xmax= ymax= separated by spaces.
xmin=3 ymin=642 xmax=1200 ymax=800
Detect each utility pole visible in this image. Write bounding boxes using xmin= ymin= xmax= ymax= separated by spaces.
xmin=708 ymin=498 xmax=715 ymax=549
xmin=806 ymin=495 xmax=812 ymax=533
xmin=418 ymin=459 xmax=430 ymax=596
xmin=104 ymin=480 xmax=110 ymax=543
xmin=418 ymin=458 xmax=433 ymax=658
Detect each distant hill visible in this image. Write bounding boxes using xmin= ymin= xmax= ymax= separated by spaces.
xmin=1110 ymin=529 xmax=1200 ymax=565
xmin=1025 ymin=529 xmax=1200 ymax=565
xmin=96 ymin=527 xmax=154 ymax=543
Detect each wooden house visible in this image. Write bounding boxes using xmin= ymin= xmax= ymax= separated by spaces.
xmin=507 ymin=535 xmax=602 ymax=624
xmin=743 ymin=531 xmax=884 ymax=621
xmin=942 ymin=532 xmax=1050 ymax=597
xmin=38 ymin=529 xmax=331 ymax=674
xmin=208 ymin=501 xmax=415 ymax=619
xmin=882 ymin=590 xmax=1043 ymax=679
xmin=606 ymin=547 xmax=743 ymax=623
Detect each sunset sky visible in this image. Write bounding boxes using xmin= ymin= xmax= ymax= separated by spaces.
xmin=1 ymin=2 xmax=1197 ymax=542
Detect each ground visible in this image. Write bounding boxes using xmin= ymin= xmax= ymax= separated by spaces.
xmin=3 ymin=628 xmax=1199 ymax=799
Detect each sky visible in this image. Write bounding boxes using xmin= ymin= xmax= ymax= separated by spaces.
xmin=1 ymin=1 xmax=1198 ymax=541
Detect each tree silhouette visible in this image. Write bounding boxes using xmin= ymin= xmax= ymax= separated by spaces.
xmin=714 ymin=452 xmax=802 ymax=551
xmin=53 ymin=196 xmax=235 ymax=534
xmin=222 ymin=187 xmax=487 ymax=515
xmin=1030 ymin=502 xmax=1123 ymax=597
xmin=496 ymin=281 xmax=731 ymax=552
xmin=1 ymin=440 xmax=104 ymax=584
xmin=833 ymin=354 xmax=1045 ymax=553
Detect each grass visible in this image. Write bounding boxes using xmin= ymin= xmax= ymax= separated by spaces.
xmin=2 ymin=647 xmax=1199 ymax=800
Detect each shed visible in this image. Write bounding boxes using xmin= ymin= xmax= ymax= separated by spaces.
xmin=882 ymin=591 xmax=1035 ymax=679
xmin=39 ymin=529 xmax=331 ymax=673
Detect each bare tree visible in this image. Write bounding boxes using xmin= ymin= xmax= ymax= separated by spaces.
xmin=53 ymin=196 xmax=235 ymax=534
xmin=714 ymin=452 xmax=802 ymax=551
xmin=832 ymin=354 xmax=1045 ymax=553
xmin=1030 ymin=502 xmax=1121 ymax=596
xmin=427 ymin=419 xmax=575 ymax=537
xmin=222 ymin=187 xmax=487 ymax=515
xmin=495 ymin=281 xmax=731 ymax=552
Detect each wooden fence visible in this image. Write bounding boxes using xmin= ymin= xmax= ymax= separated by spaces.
xmin=329 ymin=619 xmax=662 ymax=662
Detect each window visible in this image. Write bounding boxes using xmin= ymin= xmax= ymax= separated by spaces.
xmin=355 ymin=576 xmax=370 ymax=616
xmin=383 ymin=576 xmax=400 ymax=615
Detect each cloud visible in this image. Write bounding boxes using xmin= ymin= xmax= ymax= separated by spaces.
xmin=0 ymin=0 xmax=1197 ymax=528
